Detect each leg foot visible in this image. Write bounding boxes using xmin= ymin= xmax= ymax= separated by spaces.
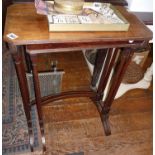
xmin=29 ymin=130 xmax=34 ymax=152
xmin=10 ymin=46 xmax=34 ymax=151
xmin=28 ymin=121 xmax=34 ymax=152
xmin=29 ymin=54 xmax=47 ymax=152
xmin=97 ymin=48 xmax=134 ymax=136
xmin=40 ymin=120 xmax=46 ymax=152
xmin=95 ymin=101 xmax=111 ymax=136
xmin=100 ymin=112 xmax=111 ymax=136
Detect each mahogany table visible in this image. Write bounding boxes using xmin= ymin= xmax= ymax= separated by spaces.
xmin=3 ymin=3 xmax=152 ymax=153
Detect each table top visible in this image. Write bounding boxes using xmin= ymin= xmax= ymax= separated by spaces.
xmin=3 ymin=3 xmax=152 ymax=45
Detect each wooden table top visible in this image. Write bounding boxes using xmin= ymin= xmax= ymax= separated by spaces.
xmin=3 ymin=3 xmax=152 ymax=45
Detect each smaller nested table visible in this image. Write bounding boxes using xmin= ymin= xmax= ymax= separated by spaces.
xmin=3 ymin=3 xmax=152 ymax=153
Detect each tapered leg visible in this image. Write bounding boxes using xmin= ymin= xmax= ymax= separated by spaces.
xmin=93 ymin=48 xmax=118 ymax=135
xmin=101 ymin=47 xmax=134 ymax=135
xmin=23 ymin=45 xmax=32 ymax=73
xmin=9 ymin=45 xmax=34 ymax=151
xmin=91 ymin=49 xmax=108 ymax=88
xmin=29 ymin=54 xmax=46 ymax=153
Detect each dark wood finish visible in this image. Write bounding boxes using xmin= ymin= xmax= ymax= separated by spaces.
xmin=5 ymin=49 xmax=152 ymax=155
xmin=2 ymin=0 xmax=12 ymax=34
xmin=8 ymin=44 xmax=34 ymax=151
xmin=3 ymin=3 xmax=152 ymax=153
xmin=91 ymin=49 xmax=107 ymax=88
xmin=26 ymin=41 xmax=147 ymax=54
xmin=97 ymin=48 xmax=118 ymax=99
xmin=13 ymin=0 xmax=33 ymax=2
xmin=23 ymin=46 xmax=32 ymax=72
xmin=95 ymin=48 xmax=113 ymax=101
xmin=29 ymin=54 xmax=46 ymax=152
xmin=101 ymin=47 xmax=134 ymax=135
xmin=31 ymin=90 xmax=97 ymax=106
xmin=103 ymin=48 xmax=134 ymax=111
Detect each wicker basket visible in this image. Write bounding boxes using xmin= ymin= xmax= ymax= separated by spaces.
xmin=84 ymin=50 xmax=144 ymax=84
xmin=122 ymin=62 xmax=144 ymax=84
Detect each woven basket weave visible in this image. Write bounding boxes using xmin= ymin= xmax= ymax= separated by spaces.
xmin=122 ymin=62 xmax=144 ymax=84
xmin=84 ymin=50 xmax=144 ymax=84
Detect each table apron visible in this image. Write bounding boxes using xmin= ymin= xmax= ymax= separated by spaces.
xmin=26 ymin=40 xmax=147 ymax=54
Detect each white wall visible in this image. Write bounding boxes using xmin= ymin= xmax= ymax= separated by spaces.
xmin=126 ymin=0 xmax=153 ymax=12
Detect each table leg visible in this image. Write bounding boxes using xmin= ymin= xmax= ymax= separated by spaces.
xmin=29 ymin=54 xmax=46 ymax=153
xmin=91 ymin=49 xmax=108 ymax=88
xmin=95 ymin=48 xmax=116 ymax=102
xmin=9 ymin=45 xmax=34 ymax=151
xmin=100 ymin=47 xmax=134 ymax=135
xmin=23 ymin=45 xmax=32 ymax=73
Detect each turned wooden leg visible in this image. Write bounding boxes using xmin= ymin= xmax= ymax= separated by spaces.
xmin=29 ymin=54 xmax=46 ymax=153
xmin=101 ymin=47 xmax=134 ymax=136
xmin=10 ymin=45 xmax=34 ymax=151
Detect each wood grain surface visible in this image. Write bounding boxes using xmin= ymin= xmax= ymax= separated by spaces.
xmin=41 ymin=52 xmax=152 ymax=155
xmin=4 ymin=3 xmax=152 ymax=45
xmin=42 ymin=89 xmax=152 ymax=155
xmin=16 ymin=50 xmax=152 ymax=155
